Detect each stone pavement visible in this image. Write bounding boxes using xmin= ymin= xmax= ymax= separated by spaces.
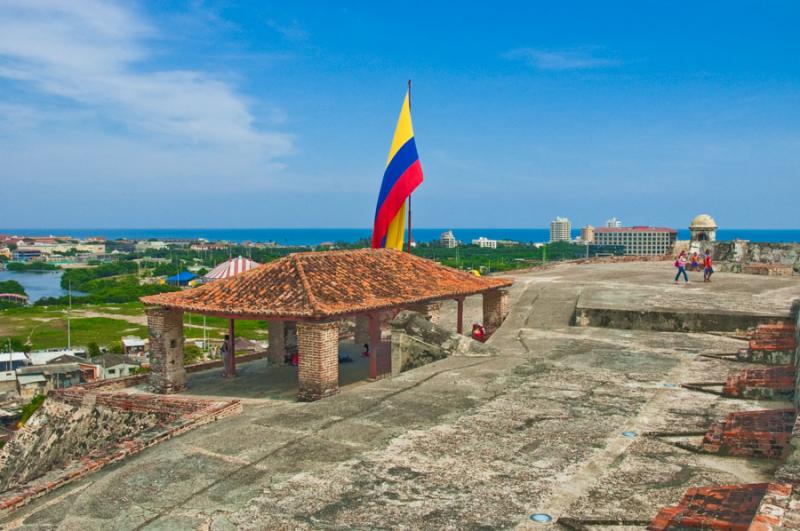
xmin=3 ymin=261 xmax=800 ymax=529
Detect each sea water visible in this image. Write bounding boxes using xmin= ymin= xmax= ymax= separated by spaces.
xmin=2 ymin=228 xmax=800 ymax=246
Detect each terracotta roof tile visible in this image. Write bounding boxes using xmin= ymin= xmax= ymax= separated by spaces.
xmin=141 ymin=248 xmax=512 ymax=319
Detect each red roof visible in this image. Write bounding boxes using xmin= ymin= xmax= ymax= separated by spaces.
xmin=594 ymin=226 xmax=677 ymax=233
xmin=141 ymin=248 xmax=512 ymax=320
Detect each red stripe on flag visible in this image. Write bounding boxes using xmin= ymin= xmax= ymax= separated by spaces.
xmin=371 ymin=160 xmax=423 ymax=248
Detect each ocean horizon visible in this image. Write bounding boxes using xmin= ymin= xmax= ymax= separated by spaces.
xmin=3 ymin=228 xmax=800 ymax=246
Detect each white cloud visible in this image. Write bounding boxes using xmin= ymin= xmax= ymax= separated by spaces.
xmin=0 ymin=0 xmax=292 ymax=153
xmin=504 ymin=48 xmax=619 ymax=70
xmin=266 ymin=19 xmax=309 ymax=42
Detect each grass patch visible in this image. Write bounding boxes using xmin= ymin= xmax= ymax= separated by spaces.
xmin=2 ymin=316 xmax=148 ymax=351
xmin=18 ymin=395 xmax=46 ymax=426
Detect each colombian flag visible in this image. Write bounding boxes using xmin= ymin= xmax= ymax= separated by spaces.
xmin=371 ymin=90 xmax=424 ymax=250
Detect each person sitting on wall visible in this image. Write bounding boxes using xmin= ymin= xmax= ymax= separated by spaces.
xmin=290 ymin=351 xmax=299 ymax=366
xmin=472 ymin=323 xmax=486 ymax=342
xmin=362 ymin=343 xmax=370 ymax=358
xmin=221 ymin=334 xmax=231 ymax=376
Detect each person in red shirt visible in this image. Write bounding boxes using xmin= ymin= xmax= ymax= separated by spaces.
xmin=703 ymin=249 xmax=714 ymax=282
xmin=471 ymin=323 xmax=486 ymax=342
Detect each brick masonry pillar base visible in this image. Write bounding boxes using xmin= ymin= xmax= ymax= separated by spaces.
xmin=297 ymin=321 xmax=340 ymax=401
xmin=483 ymin=288 xmax=509 ymax=333
xmin=406 ymin=302 xmax=442 ymax=325
xmin=267 ymin=321 xmax=286 ymax=365
xmin=146 ymin=306 xmax=186 ymax=394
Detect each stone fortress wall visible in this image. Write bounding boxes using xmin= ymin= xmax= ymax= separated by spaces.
xmin=677 ymin=214 xmax=799 ymax=275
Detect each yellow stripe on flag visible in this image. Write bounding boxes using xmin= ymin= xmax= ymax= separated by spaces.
xmin=386 ymin=92 xmax=414 ymax=167
xmin=385 ymin=200 xmax=406 ymax=250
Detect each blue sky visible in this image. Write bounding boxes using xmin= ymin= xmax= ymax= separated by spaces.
xmin=1 ymin=1 xmax=799 ymax=229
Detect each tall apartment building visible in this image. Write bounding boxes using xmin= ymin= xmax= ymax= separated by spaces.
xmin=605 ymin=217 xmax=623 ymax=228
xmin=594 ymin=226 xmax=677 ymax=255
xmin=439 ymin=230 xmax=458 ymax=248
xmin=549 ymin=217 xmax=571 ymax=243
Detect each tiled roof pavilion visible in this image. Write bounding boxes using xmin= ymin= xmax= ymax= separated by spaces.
xmin=141 ymin=248 xmax=512 ymax=320
xmin=141 ymin=249 xmax=513 ymax=400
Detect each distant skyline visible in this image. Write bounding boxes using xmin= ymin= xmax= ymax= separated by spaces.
xmin=2 ymin=1 xmax=799 ymax=229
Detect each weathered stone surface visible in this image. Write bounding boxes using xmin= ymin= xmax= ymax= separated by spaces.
xmin=390 ymin=310 xmax=496 ymax=375
xmin=3 ymin=261 xmax=800 ymax=529
xmin=0 ymin=399 xmax=160 ymax=492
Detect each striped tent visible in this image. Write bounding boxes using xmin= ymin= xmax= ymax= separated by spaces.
xmin=203 ymin=256 xmax=261 ymax=281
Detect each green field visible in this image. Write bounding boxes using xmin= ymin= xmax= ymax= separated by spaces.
xmin=1 ymin=302 xmax=267 ymax=351
xmin=0 ymin=305 xmax=148 ymax=350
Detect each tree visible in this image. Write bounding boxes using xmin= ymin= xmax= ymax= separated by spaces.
xmin=1 ymin=337 xmax=31 ymax=353
xmin=87 ymin=342 xmax=101 ymax=358
xmin=110 ymin=341 xmax=123 ymax=354
xmin=183 ymin=344 xmax=204 ymax=365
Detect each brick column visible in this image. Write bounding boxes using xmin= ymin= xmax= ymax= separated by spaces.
xmin=354 ymin=315 xmax=370 ymax=347
xmin=285 ymin=321 xmax=298 ymax=353
xmin=297 ymin=321 xmax=339 ymax=401
xmin=146 ymin=306 xmax=186 ymax=394
xmin=267 ymin=321 xmax=286 ymax=364
xmin=483 ymin=288 xmax=509 ymax=333
xmin=406 ymin=301 xmax=442 ymax=325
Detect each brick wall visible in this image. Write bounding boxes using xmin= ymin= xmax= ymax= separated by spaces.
xmin=701 ymin=409 xmax=795 ymax=459
xmin=296 ymin=321 xmax=340 ymax=401
xmin=795 ymin=300 xmax=800 ymax=409
xmin=146 ymin=307 xmax=186 ymax=394
xmin=482 ymin=288 xmax=509 ymax=333
xmin=648 ymin=483 xmax=792 ymax=530
xmin=723 ymin=365 xmax=795 ymax=400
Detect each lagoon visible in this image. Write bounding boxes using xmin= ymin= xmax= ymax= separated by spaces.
xmin=0 ymin=270 xmax=78 ymax=302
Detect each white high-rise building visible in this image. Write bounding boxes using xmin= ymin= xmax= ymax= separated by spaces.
xmin=440 ymin=230 xmax=458 ymax=248
xmin=549 ymin=217 xmax=571 ymax=243
xmin=594 ymin=226 xmax=677 ymax=255
xmin=605 ymin=217 xmax=623 ymax=228
xmin=471 ymin=237 xmax=497 ymax=249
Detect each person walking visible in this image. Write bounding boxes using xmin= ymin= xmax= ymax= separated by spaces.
xmin=703 ymin=249 xmax=714 ymax=282
xmin=690 ymin=252 xmax=699 ymax=271
xmin=674 ymin=251 xmax=689 ymax=284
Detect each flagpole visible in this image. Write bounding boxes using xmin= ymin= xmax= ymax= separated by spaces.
xmin=407 ymin=79 xmax=412 ymax=253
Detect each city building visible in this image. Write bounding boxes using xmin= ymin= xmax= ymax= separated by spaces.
xmin=99 ymin=354 xmax=140 ymax=379
xmin=134 ymin=240 xmax=169 ymax=252
xmin=594 ymin=226 xmax=678 ymax=256
xmin=549 ymin=217 xmax=571 ymax=242
xmin=605 ymin=217 xmax=623 ymax=228
xmin=471 ymin=237 xmax=497 ymax=249
xmin=440 ymin=230 xmax=458 ymax=248
xmin=122 ymin=337 xmax=147 ymax=357
xmin=15 ymin=363 xmax=82 ymax=398
xmin=690 ymin=214 xmax=718 ymax=242
xmin=0 ymin=352 xmax=29 ymax=371
xmin=0 ymin=370 xmax=16 ymax=394
xmin=580 ymin=225 xmax=595 ymax=243
xmin=12 ymin=249 xmax=43 ymax=262
xmin=28 ymin=349 xmax=87 ymax=365
xmin=15 ymin=241 xmax=106 ymax=256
